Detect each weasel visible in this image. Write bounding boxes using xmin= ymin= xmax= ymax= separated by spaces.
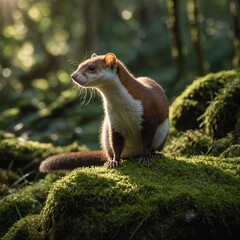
xmin=39 ymin=53 xmax=169 ymax=172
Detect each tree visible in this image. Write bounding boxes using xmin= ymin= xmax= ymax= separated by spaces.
xmin=230 ymin=0 xmax=240 ymax=67
xmin=167 ymin=0 xmax=185 ymax=85
xmin=187 ymin=0 xmax=204 ymax=75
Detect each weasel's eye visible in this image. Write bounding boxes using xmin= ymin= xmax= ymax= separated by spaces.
xmin=87 ymin=65 xmax=96 ymax=72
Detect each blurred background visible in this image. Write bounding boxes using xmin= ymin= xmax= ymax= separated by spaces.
xmin=0 ymin=0 xmax=239 ymax=149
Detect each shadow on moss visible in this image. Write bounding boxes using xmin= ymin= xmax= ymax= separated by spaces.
xmin=0 ymin=172 xmax=65 ymax=238
xmin=0 ymin=192 xmax=42 ymax=237
xmin=2 ymin=215 xmax=43 ymax=240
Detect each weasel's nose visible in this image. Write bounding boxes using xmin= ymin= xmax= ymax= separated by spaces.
xmin=71 ymin=72 xmax=77 ymax=80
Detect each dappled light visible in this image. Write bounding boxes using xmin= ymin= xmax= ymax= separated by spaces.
xmin=15 ymin=42 xmax=36 ymax=70
xmin=2 ymin=68 xmax=11 ymax=78
xmin=44 ymin=29 xmax=69 ymax=56
xmin=121 ymin=9 xmax=133 ymax=20
xmin=0 ymin=0 xmax=237 ymax=90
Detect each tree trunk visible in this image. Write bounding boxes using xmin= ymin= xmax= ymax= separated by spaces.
xmin=167 ymin=0 xmax=185 ymax=85
xmin=187 ymin=0 xmax=205 ymax=75
xmin=82 ymin=1 xmax=98 ymax=54
xmin=230 ymin=0 xmax=240 ymax=67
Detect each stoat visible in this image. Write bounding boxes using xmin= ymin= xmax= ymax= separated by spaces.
xmin=39 ymin=53 xmax=169 ymax=172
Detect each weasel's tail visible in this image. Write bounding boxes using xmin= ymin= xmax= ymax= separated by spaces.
xmin=39 ymin=150 xmax=106 ymax=173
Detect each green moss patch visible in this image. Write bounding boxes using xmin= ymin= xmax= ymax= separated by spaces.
xmin=168 ymin=69 xmax=240 ymax=158
xmin=2 ymin=215 xmax=43 ymax=240
xmin=201 ymin=75 xmax=240 ymax=138
xmin=0 ymin=192 xmax=42 ymax=237
xmin=164 ymin=130 xmax=240 ymax=157
xmin=0 ymin=131 xmax=87 ymax=174
xmin=220 ymin=144 xmax=240 ymax=158
xmin=170 ymin=70 xmax=239 ymax=137
xmin=39 ymin=156 xmax=240 ymax=239
xmin=0 ymin=172 xmax=65 ymax=237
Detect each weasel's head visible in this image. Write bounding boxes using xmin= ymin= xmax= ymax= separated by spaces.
xmin=71 ymin=53 xmax=118 ymax=88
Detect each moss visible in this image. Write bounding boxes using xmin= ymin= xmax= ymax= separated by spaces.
xmin=0 ymin=184 xmax=10 ymax=199
xmin=0 ymin=171 xmax=65 ymax=237
xmin=0 ymin=131 xmax=16 ymax=140
xmin=0 ymin=168 xmax=20 ymax=186
xmin=0 ymin=192 xmax=42 ymax=237
xmin=220 ymin=144 xmax=240 ymax=158
xmin=0 ymin=131 xmax=88 ymax=171
xmin=164 ymin=130 xmax=240 ymax=157
xmin=2 ymin=215 xmax=43 ymax=240
xmin=201 ymin=75 xmax=240 ymax=138
xmin=235 ymin=112 xmax=240 ymax=132
xmin=38 ymin=156 xmax=240 ymax=239
xmin=170 ymin=70 xmax=239 ymax=131
xmin=164 ymin=130 xmax=212 ymax=156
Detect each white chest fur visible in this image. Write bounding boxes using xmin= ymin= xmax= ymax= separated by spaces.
xmin=99 ymin=77 xmax=144 ymax=156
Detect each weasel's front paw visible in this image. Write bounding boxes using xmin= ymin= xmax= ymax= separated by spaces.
xmin=139 ymin=155 xmax=152 ymax=165
xmin=104 ymin=160 xmax=119 ymax=169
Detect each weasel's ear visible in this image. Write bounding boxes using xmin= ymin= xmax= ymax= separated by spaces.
xmin=104 ymin=53 xmax=117 ymax=65
xmin=91 ymin=53 xmax=97 ymax=58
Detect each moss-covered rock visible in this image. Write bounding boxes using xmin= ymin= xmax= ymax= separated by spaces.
xmin=164 ymin=130 xmax=211 ymax=156
xmin=0 ymin=130 xmax=88 ymax=173
xmin=0 ymin=192 xmax=42 ymax=237
xmin=168 ymin=69 xmax=240 ymax=157
xmin=2 ymin=215 xmax=43 ymax=240
xmin=164 ymin=130 xmax=240 ymax=157
xmin=37 ymin=156 xmax=240 ymax=239
xmin=170 ymin=70 xmax=240 ymax=137
xmin=0 ymin=172 xmax=65 ymax=237
xmin=201 ymin=74 xmax=240 ymax=138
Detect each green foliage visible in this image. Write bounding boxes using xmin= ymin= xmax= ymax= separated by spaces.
xmin=0 ymin=0 xmax=236 ymax=105
xmin=221 ymin=144 xmax=240 ymax=158
xmin=0 ymin=87 xmax=102 ymax=147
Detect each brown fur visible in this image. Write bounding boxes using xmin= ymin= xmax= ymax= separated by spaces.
xmin=116 ymin=62 xmax=169 ymax=125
